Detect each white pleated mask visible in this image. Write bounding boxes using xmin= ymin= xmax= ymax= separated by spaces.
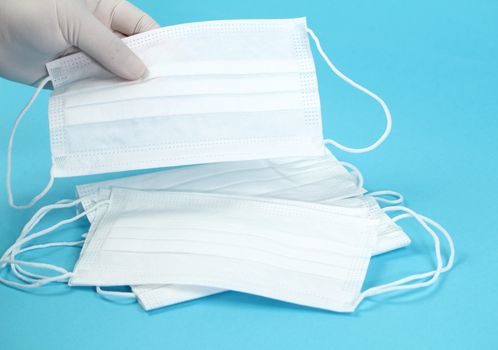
xmin=76 ymin=152 xmax=410 ymax=256
xmin=0 ymin=189 xmax=453 ymax=313
xmin=85 ymin=186 xmax=410 ymax=311
xmin=74 ymin=150 xmax=409 ymax=310
xmin=130 ymin=199 xmax=409 ymax=312
xmin=0 ymin=150 xmax=411 ymax=311
xmin=60 ymin=189 xmax=450 ymax=313
xmin=7 ymin=17 xmax=392 ymax=209
xmin=76 ymin=150 xmax=364 ymax=221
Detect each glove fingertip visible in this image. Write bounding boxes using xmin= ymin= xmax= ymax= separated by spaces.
xmin=136 ymin=15 xmax=160 ymax=33
xmin=119 ymin=53 xmax=147 ymax=80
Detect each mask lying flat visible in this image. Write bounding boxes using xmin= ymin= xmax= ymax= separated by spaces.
xmin=68 ymin=188 xmax=452 ymax=313
xmin=76 ymin=152 xmax=410 ymax=310
xmin=71 ymin=188 xmax=382 ymax=312
xmin=76 ymin=150 xmax=363 ymax=218
xmin=130 ymin=204 xmax=411 ymax=311
xmin=0 ymin=188 xmax=454 ymax=313
xmin=86 ymin=191 xmax=408 ymax=310
xmin=130 ymin=197 xmax=408 ymax=311
xmin=8 ymin=18 xmax=392 ymax=209
xmin=76 ymin=153 xmax=411 ymax=250
xmin=77 ymin=153 xmax=410 ymax=255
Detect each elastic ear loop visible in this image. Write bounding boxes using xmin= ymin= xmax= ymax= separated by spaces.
xmin=5 ymin=199 xmax=86 ymax=268
xmin=1 ymin=198 xmax=107 ymax=261
xmin=9 ymin=240 xmax=84 ymax=284
xmin=96 ymin=286 xmax=136 ymax=300
xmin=11 ymin=240 xmax=85 ymax=284
xmin=367 ymin=190 xmax=404 ymax=205
xmin=0 ymin=199 xmax=110 ymax=289
xmin=353 ymin=206 xmax=455 ymax=308
xmin=8 ymin=201 xmax=82 ymax=282
xmin=6 ymin=76 xmax=55 ymax=210
xmin=8 ymin=199 xmax=108 ymax=283
xmin=338 ymin=161 xmax=364 ymax=190
xmin=1 ymin=200 xmax=109 ymax=287
xmin=306 ymin=28 xmax=392 ymax=153
xmin=0 ymin=260 xmax=73 ymax=289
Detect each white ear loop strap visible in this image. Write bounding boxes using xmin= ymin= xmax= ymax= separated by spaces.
xmin=14 ymin=199 xmax=80 ymax=253
xmin=392 ymin=212 xmax=455 ymax=275
xmin=368 ymin=190 xmax=404 ymax=205
xmin=0 ymin=199 xmax=110 ymax=289
xmin=96 ymin=286 xmax=136 ymax=299
xmin=338 ymin=161 xmax=364 ymax=190
xmin=6 ymin=76 xmax=54 ymax=210
xmin=11 ymin=240 xmax=84 ymax=284
xmin=353 ymin=206 xmax=454 ymax=308
xmin=4 ymin=199 xmax=109 ymax=261
xmin=306 ymin=28 xmax=392 ymax=153
xmin=1 ymin=199 xmax=87 ymax=263
xmin=6 ymin=199 xmax=85 ymax=282
xmin=0 ymin=259 xmax=73 ymax=289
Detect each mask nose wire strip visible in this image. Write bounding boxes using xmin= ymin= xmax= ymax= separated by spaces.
xmin=353 ymin=206 xmax=455 ymax=309
xmin=306 ymin=28 xmax=392 ymax=154
xmin=6 ymin=75 xmax=54 ymax=210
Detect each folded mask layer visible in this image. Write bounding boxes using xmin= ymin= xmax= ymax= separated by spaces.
xmin=76 ymin=151 xmax=410 ymax=256
xmin=70 ymin=188 xmax=395 ymax=312
xmin=76 ymin=151 xmax=363 ymax=220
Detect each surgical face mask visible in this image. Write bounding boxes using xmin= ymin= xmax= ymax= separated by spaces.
xmin=76 ymin=153 xmax=410 ymax=256
xmin=0 ymin=188 xmax=454 ymax=313
xmin=87 ymin=187 xmax=409 ymax=311
xmin=7 ymin=17 xmax=392 ymax=209
xmin=131 ymin=199 xmax=410 ymax=312
xmin=76 ymin=150 xmax=363 ymax=219
xmin=76 ymin=152 xmax=409 ymax=310
xmin=1 ymin=149 xmax=411 ymax=311
xmin=73 ymin=189 xmax=453 ymax=312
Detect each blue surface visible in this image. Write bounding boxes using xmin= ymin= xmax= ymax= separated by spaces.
xmin=1 ymin=1 xmax=497 ymax=349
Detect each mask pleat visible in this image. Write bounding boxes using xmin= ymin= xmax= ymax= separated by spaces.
xmin=46 ymin=18 xmax=323 ymax=177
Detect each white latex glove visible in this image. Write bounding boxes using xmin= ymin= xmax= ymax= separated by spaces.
xmin=0 ymin=0 xmax=159 ymax=85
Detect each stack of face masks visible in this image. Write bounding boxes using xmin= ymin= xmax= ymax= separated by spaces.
xmin=1 ymin=18 xmax=454 ymax=313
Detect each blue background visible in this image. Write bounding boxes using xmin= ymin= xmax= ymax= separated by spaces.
xmin=1 ymin=0 xmax=497 ymax=349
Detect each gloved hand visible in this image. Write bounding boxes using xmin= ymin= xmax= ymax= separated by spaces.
xmin=0 ymin=0 xmax=159 ymax=86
